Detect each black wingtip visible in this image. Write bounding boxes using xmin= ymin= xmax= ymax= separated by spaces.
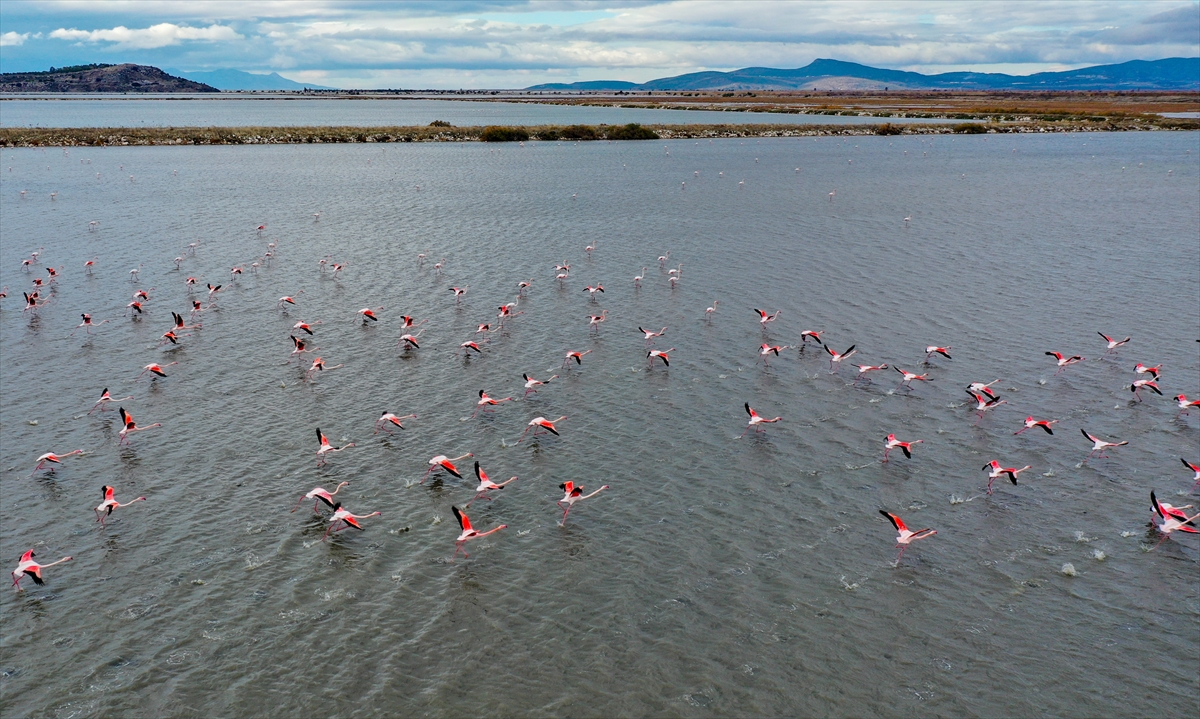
xmin=745 ymin=402 xmax=752 ymax=416
xmin=474 ymin=461 xmax=481 ymax=477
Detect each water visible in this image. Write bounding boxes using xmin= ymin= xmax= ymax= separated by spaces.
xmin=1 ymin=132 xmax=1198 ymax=717
xmin=0 ymin=96 xmax=952 ymax=129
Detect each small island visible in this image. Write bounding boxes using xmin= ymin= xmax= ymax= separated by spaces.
xmin=0 ymin=63 xmax=218 ymax=93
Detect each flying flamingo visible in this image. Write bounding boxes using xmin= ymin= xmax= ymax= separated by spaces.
xmin=1134 ymin=363 xmax=1161 ymax=380
xmin=1098 ymin=332 xmax=1130 ymax=356
xmin=879 ymin=511 xmax=936 ymax=562
xmin=519 ymin=416 xmax=566 ymax=442
xmin=758 ymin=344 xmax=789 ymax=366
xmin=375 ymin=412 xmax=416 ymax=434
xmin=277 ymin=295 xmax=300 ymax=310
xmin=1173 ymin=395 xmax=1199 ymax=417
xmin=799 ymin=330 xmax=824 ymax=345
xmin=1015 ymin=417 xmax=1058 ymax=435
xmin=924 ymin=346 xmax=952 ymax=361
xmin=522 ymin=373 xmax=558 ymax=397
xmin=315 ymin=428 xmax=355 ymax=467
xmin=306 ymin=357 xmax=343 ymax=380
xmin=71 ymin=313 xmax=111 ymax=335
xmin=450 ymin=506 xmax=506 ymax=559
xmin=125 ymin=300 xmax=145 ymax=317
xmin=517 ymin=279 xmax=533 ymax=296
xmin=1046 ymin=351 xmax=1084 ymax=374
xmin=469 ymin=390 xmax=513 ymax=419
xmin=647 ymin=348 xmax=674 ymax=368
xmin=967 ymin=391 xmax=1007 ymax=417
xmin=171 ymin=311 xmax=201 ymax=331
xmin=556 ymin=481 xmax=610 ymax=526
xmin=357 ymin=307 xmax=382 ymax=323
xmin=563 ymin=349 xmax=592 ymax=368
xmin=31 ymin=449 xmax=84 ymax=476
xmin=424 ymin=453 xmax=473 ymax=482
xmin=639 ymin=327 xmax=667 ymax=344
xmin=289 ymin=335 xmax=318 ymax=360
xmin=11 ymin=550 xmax=71 ymax=590
xmin=291 ymin=482 xmax=350 ymax=513
xmin=94 ymin=486 xmax=146 ymax=526
xmin=459 ymin=340 xmax=484 ymax=355
xmin=206 ymin=283 xmax=223 ymax=304
xmin=583 ymin=285 xmax=604 ymax=300
xmin=1130 ymin=378 xmax=1163 ymax=400
xmin=449 ymin=286 xmax=468 ymax=300
xmin=588 ymin=310 xmax=608 ymax=333
xmin=982 ymin=460 xmax=1032 ymax=494
xmin=1182 ymin=458 xmax=1200 ymax=491
xmin=323 ymin=503 xmax=381 ymax=540
xmin=894 ymin=367 xmax=931 ymax=389
xmin=118 ymin=408 xmax=160 ymax=444
xmin=753 ymin=309 xmax=780 ymax=326
xmin=852 ymin=363 xmax=888 ymax=383
xmin=466 ymin=462 xmax=517 ymax=506
xmin=138 ymin=362 xmax=177 ymax=380
xmin=292 ymin=321 xmax=318 ymax=335
xmin=883 ymin=434 xmax=922 ymax=462
xmin=967 ymin=380 xmax=1001 ymax=399
xmin=825 ymin=344 xmax=857 ymax=373
xmin=1151 ymin=491 xmax=1199 ymax=540
xmin=742 ymin=403 xmax=782 ymax=436
xmin=1081 ymin=429 xmax=1127 ymax=460
xmin=89 ymin=388 xmax=133 ymax=414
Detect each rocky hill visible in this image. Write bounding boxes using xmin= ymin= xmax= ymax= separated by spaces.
xmin=0 ymin=64 xmax=218 ymax=93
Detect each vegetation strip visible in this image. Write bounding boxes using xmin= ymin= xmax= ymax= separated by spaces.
xmin=2 ymin=118 xmax=1196 ymax=147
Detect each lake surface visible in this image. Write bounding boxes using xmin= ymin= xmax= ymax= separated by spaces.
xmin=1 ymin=132 xmax=1197 ymax=718
xmin=0 ymin=96 xmax=952 ymax=129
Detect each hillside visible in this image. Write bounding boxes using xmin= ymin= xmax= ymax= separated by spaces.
xmin=0 ymin=64 xmax=218 ymax=93
xmin=528 ymin=57 xmax=1200 ymax=91
xmin=166 ymin=68 xmax=334 ymax=91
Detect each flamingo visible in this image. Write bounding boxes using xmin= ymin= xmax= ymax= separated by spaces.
xmin=125 ymin=300 xmax=145 ymax=317
xmin=450 ymin=506 xmax=506 ymax=559
xmin=292 ymin=321 xmax=317 ymax=335
xmin=758 ymin=344 xmax=789 ymax=366
xmin=473 ymin=390 xmax=514 ymax=418
xmin=467 ymin=462 xmax=517 ymax=506
xmin=398 ymin=330 xmax=423 ymax=350
xmin=982 ymin=461 xmax=1032 ymax=494
xmin=323 ymin=503 xmax=381 ymax=540
xmin=924 ymin=346 xmax=952 ymax=361
xmin=375 ymin=412 xmax=416 ymax=434
xmin=1081 ymin=429 xmax=1127 ymax=460
xmin=563 ymin=349 xmax=592 ymax=368
xmin=315 ymin=428 xmax=355 ymax=467
xmin=71 ymin=313 xmax=111 ymax=335
xmin=967 ymin=380 xmax=1001 ymax=399
xmin=519 ymin=416 xmax=566 ymax=442
xmin=449 ymin=286 xmax=468 ymax=300
xmin=1151 ymin=491 xmax=1199 ymax=539
xmin=291 ymin=482 xmax=349 ymax=513
xmin=583 ymin=285 xmax=604 ymax=300
xmin=289 ymin=335 xmax=318 ymax=359
xmin=894 ymin=367 xmax=931 ymax=389
xmin=277 ymin=295 xmax=299 ymax=310
xmin=799 ymin=330 xmax=824 ymax=344
xmin=205 ymin=283 xmax=223 ymax=304
xmin=1173 ymin=395 xmax=1199 ymax=416
xmin=137 ymin=362 xmax=177 ymax=380
xmin=357 ymin=306 xmax=382 ymax=323
xmin=657 ymin=252 xmax=670 ymax=268
xmin=704 ymin=301 xmax=718 ymax=319
xmin=400 ymin=315 xmax=427 ymax=329
xmin=11 ymin=550 xmax=72 ymax=590
xmin=1015 ymin=417 xmax=1058 ymax=435
xmin=460 ymin=340 xmax=484 ymax=355
xmin=522 ymin=373 xmax=558 ymax=397
xmin=424 ymin=453 xmax=473 ymax=482
xmin=1130 ymin=379 xmax=1163 ymax=401
xmin=1134 ymin=363 xmax=1162 ymax=380
xmin=878 ymin=511 xmax=936 ymax=562
xmin=1182 ymin=458 xmax=1200 ymax=491
xmin=742 ymin=403 xmax=782 ymax=436
xmin=89 ymin=388 xmax=133 ymax=414
xmin=753 ymin=309 xmax=780 ymax=326
xmin=967 ymin=390 xmax=1007 ymax=416
xmin=31 ymin=449 xmax=84 ymax=475
xmin=639 ymin=327 xmax=667 ymax=345
xmin=1098 ymin=332 xmax=1130 ymax=355
xmin=556 ymin=481 xmax=610 ymax=526
xmin=306 ymin=357 xmax=343 ymax=380
xmin=587 ymin=310 xmax=608 ymax=333
xmin=1046 ymin=351 xmax=1084 ymax=374
xmin=883 ymin=434 xmax=922 ymax=462
xmin=647 ymin=348 xmax=674 ymax=367
xmin=517 ymin=279 xmax=533 ymax=296
xmin=94 ymin=486 xmax=146 ymax=526
xmin=171 ymin=311 xmax=201 ymax=331
xmin=633 ymin=268 xmax=646 ymax=286
xmin=825 ymin=344 xmax=857 ymax=373
xmin=852 ymin=363 xmax=888 ymax=383
xmin=118 ymin=407 xmax=160 ymax=444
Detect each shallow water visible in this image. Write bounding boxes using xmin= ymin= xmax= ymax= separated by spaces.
xmin=0 ymin=132 xmax=1198 ymax=718
xmin=0 ymin=96 xmax=952 ymax=129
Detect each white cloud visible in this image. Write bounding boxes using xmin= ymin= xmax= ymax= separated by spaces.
xmin=1 ymin=31 xmax=33 ymax=46
xmin=49 ymin=23 xmax=242 ymax=49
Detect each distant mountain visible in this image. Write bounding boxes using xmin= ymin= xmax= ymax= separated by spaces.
xmin=527 ymin=57 xmax=1200 ymax=91
xmin=0 ymin=64 xmax=218 ymax=93
xmin=167 ymin=68 xmax=335 ymax=91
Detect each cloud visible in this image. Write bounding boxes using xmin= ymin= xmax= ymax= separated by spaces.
xmin=49 ymin=23 xmax=242 ymax=49
xmin=1 ymin=31 xmax=35 ymax=46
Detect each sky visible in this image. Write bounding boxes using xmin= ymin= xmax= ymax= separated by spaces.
xmin=1 ymin=1 xmax=1197 ymax=88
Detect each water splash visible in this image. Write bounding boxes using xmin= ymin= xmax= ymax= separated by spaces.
xmin=1092 ymin=550 xmax=1106 ymax=561
xmin=1060 ymin=563 xmax=1077 ymax=576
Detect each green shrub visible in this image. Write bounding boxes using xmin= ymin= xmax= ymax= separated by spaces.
xmin=428 ymin=120 xmax=451 ymax=127
xmin=954 ymin=123 xmax=987 ymax=134
xmin=560 ymin=124 xmax=598 ymax=140
xmin=480 ymin=126 xmax=529 ymax=142
xmin=874 ymin=123 xmax=902 ymax=135
xmin=605 ymin=123 xmax=659 ymax=140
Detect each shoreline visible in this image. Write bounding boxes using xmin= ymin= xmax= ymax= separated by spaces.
xmin=2 ymin=119 xmax=1197 ymax=147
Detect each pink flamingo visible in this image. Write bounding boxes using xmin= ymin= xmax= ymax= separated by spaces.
xmin=451 ymin=506 xmax=506 ymax=559
xmin=647 ymin=348 xmax=674 ymax=368
xmin=563 ymin=349 xmax=592 ymax=368
xmin=758 ymin=344 xmax=789 ymax=366
xmin=753 ymin=309 xmax=780 ymax=327
xmin=291 ymin=482 xmax=350 ymax=513
xmin=967 ymin=380 xmax=1001 ymax=398
xmin=522 ymin=373 xmax=558 ymax=397
xmin=1081 ymin=429 xmax=1126 ymax=460
xmin=375 ymin=412 xmax=416 ymax=434
xmin=138 ymin=362 xmax=178 ymax=380
xmin=357 ymin=307 xmax=382 ymax=323
xmin=1130 ymin=379 xmax=1162 ymax=401
xmin=556 ymin=481 xmax=609 ymax=526
xmin=1046 ymin=351 xmax=1084 ymax=374
xmin=12 ymin=550 xmax=72 ymax=590
xmin=460 ymin=340 xmax=484 ymax=355
xmin=967 ymin=391 xmax=1007 ymax=417
xmin=883 ymin=434 xmax=922 ymax=462
xmin=315 ymin=428 xmax=355 ymax=467
xmin=473 ymin=390 xmax=514 ymax=418
xmin=71 ymin=313 xmax=111 ymax=335
xmin=466 ymin=461 xmax=517 ymax=506
xmin=799 ymin=329 xmax=824 ymax=344
xmin=89 ymin=388 xmax=133 ymax=414
xmin=118 ymin=408 xmax=160 ymax=444
xmin=982 ymin=461 xmax=1032 ymax=494
xmin=306 ymin=357 xmax=343 ymax=381
xmin=1015 ymin=417 xmax=1058 ymax=435
xmin=924 ymin=345 xmax=952 ymax=361
xmin=1151 ymin=491 xmax=1199 ymax=540
xmin=852 ymin=363 xmax=888 ymax=383
xmin=1173 ymin=394 xmax=1199 ymax=417
xmin=398 ymin=330 xmax=423 ymax=350
xmin=639 ymin=327 xmax=667 ymax=345
xmin=587 ymin=310 xmax=608 ymax=333
xmin=1134 ymin=363 xmax=1161 ymax=380
xmin=742 ymin=403 xmax=782 ymax=436
xmin=879 ymin=510 xmax=936 ymax=562
xmin=424 ymin=453 xmax=473 ymax=482
xmin=1182 ymin=458 xmax=1200 ymax=491
xmin=1098 ymin=332 xmax=1130 ymax=356
xmin=94 ymin=486 xmax=146 ymax=526
xmin=31 ymin=449 xmax=84 ymax=475
xmin=825 ymin=344 xmax=856 ymax=373
xmin=323 ymin=503 xmax=381 ymax=540
xmin=519 ymin=416 xmax=566 ymax=442
xmin=894 ymin=367 xmax=931 ymax=389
